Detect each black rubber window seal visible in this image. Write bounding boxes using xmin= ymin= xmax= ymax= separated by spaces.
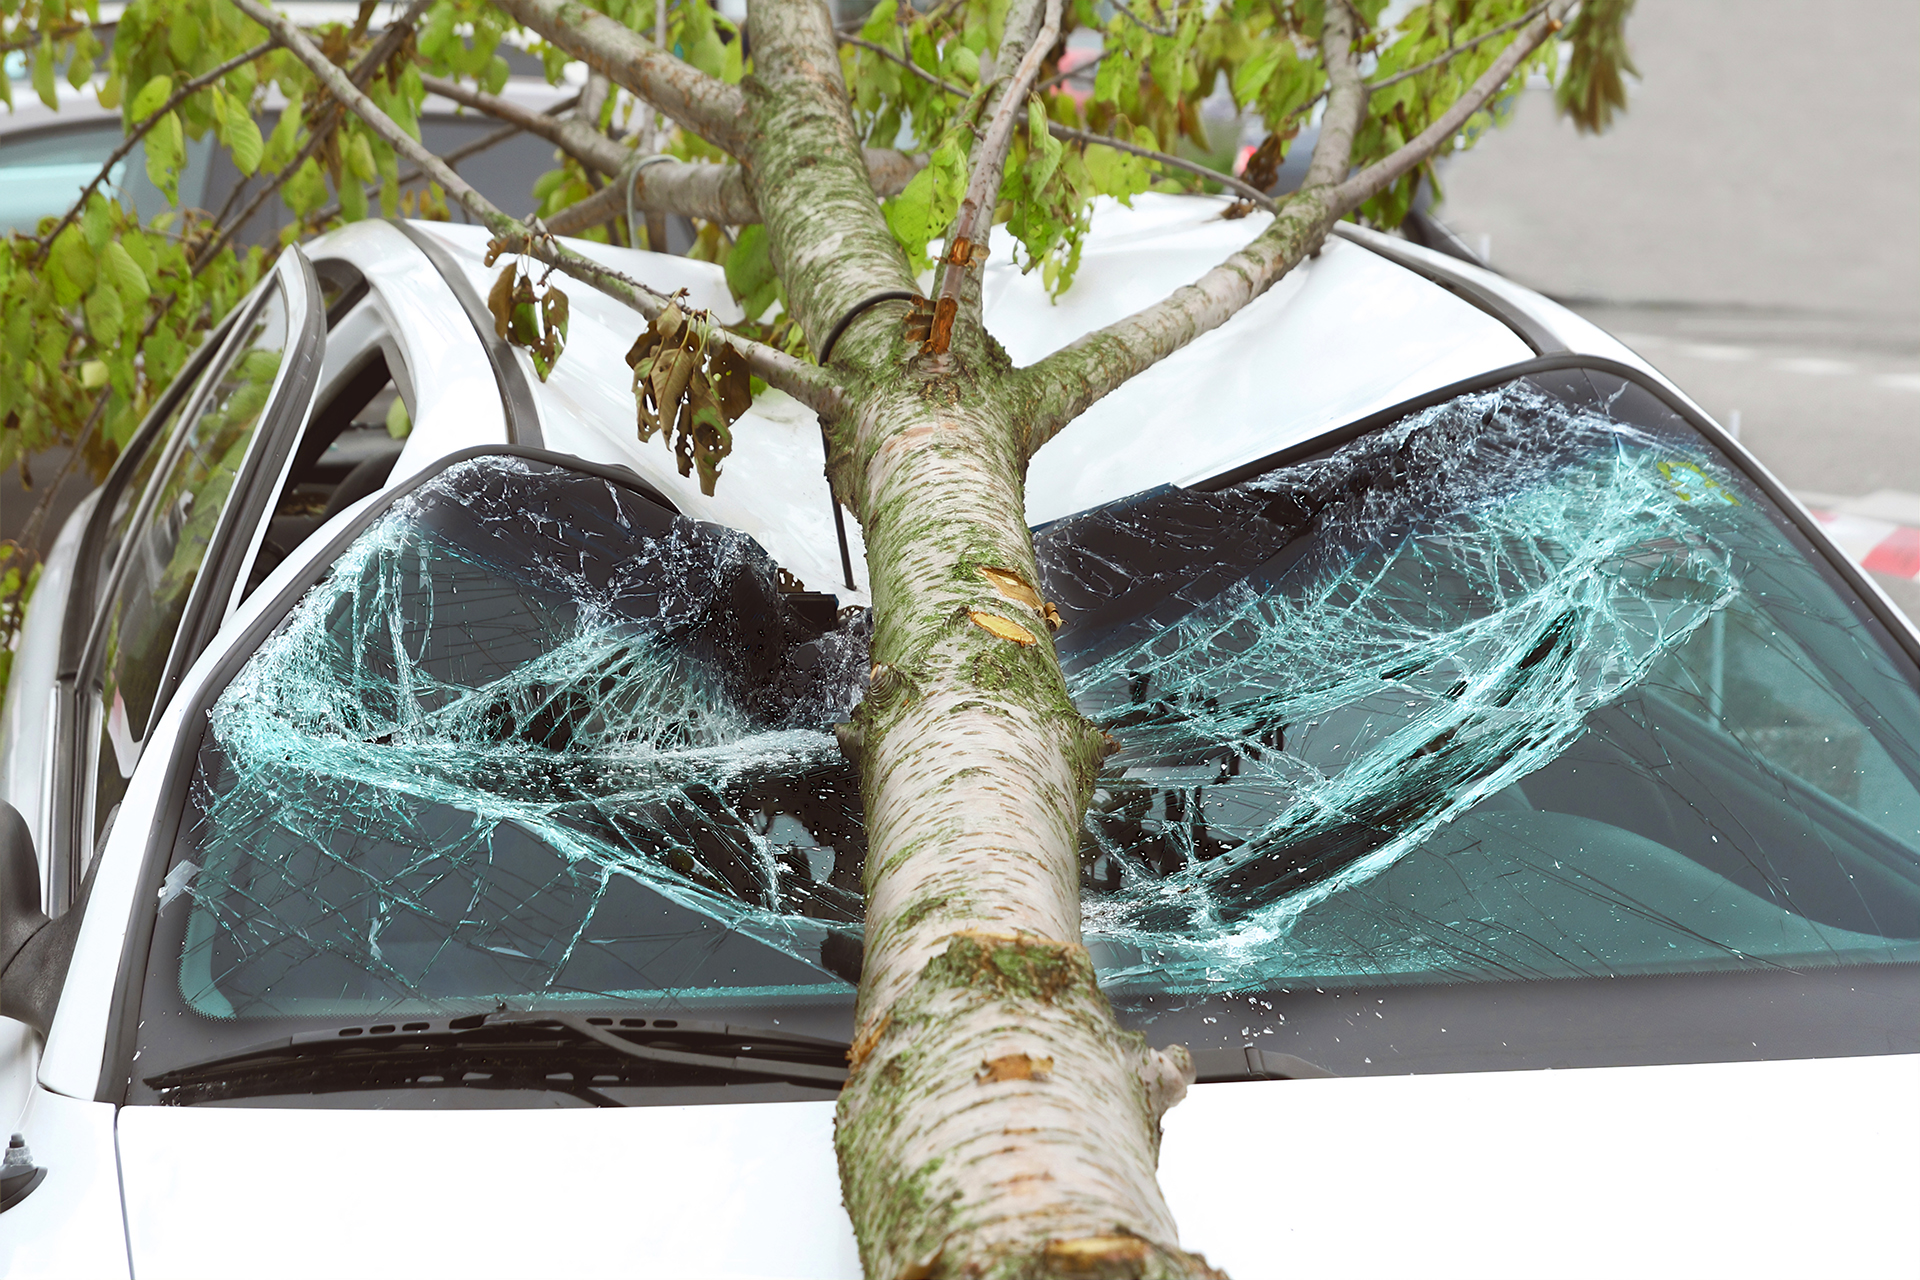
xmin=1331 ymin=224 xmax=1567 ymax=357
xmin=386 ymin=219 xmax=544 ymax=448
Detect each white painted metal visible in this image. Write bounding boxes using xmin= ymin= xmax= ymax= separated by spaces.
xmin=0 ymin=1089 xmax=131 ymax=1278
xmin=1161 ymin=1055 xmax=1920 ymax=1279
xmin=0 ymin=491 xmax=96 ymax=867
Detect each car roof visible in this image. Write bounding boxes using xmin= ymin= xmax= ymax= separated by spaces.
xmin=305 ymin=195 xmax=1669 ymax=601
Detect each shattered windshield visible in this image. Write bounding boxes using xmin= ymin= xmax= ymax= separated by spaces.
xmin=130 ymin=368 xmax=1920 ymax=1097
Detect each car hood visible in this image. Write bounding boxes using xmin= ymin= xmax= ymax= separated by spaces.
xmin=116 ymin=1096 xmax=862 ymax=1279
xmin=112 ymin=1055 xmax=1919 ymax=1280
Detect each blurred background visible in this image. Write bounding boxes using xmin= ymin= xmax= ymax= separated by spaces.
xmin=1433 ymin=0 xmax=1920 ymax=610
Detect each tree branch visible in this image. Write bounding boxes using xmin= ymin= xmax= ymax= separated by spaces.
xmin=544 ymin=154 xmax=760 ymax=231
xmin=1335 ymin=0 xmax=1569 ymax=210
xmin=1013 ymin=188 xmax=1338 ymax=458
xmin=929 ymin=0 xmax=1060 ymax=341
xmin=33 ymin=39 xmax=278 ymax=260
xmin=741 ymin=0 xmax=922 ymax=373
xmin=489 ymin=0 xmax=751 ymax=157
xmin=1047 ymin=122 xmax=1275 ymax=209
xmin=0 ymin=19 xmax=115 ymax=56
xmin=1036 ymin=49 xmax=1103 ymax=93
xmin=419 ymin=73 xmax=629 ymax=175
xmin=193 ymin=0 xmax=438 ymax=271
xmin=1015 ymin=0 xmax=1573 ymax=456
xmin=1366 ymin=0 xmax=1550 ymax=92
xmin=839 ymin=33 xmax=967 ymax=96
xmin=230 ymin=0 xmax=835 ymax=411
xmin=541 ymin=143 xmax=925 ymax=235
xmin=1108 ymin=0 xmax=1177 ymax=38
xmin=1301 ymin=0 xmax=1365 ymax=191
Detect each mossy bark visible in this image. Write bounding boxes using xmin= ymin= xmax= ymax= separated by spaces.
xmin=732 ymin=4 xmax=1224 ymax=1276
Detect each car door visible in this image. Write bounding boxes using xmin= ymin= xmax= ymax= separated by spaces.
xmin=52 ymin=246 xmax=324 ymax=909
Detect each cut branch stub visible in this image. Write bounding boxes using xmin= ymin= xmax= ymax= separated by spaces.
xmin=624 ymin=300 xmax=753 ymax=495
xmin=978 ymin=564 xmax=1062 ymax=631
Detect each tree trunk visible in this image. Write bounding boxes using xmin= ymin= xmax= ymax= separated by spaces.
xmin=831 ymin=376 xmax=1213 ymax=1280
xmin=725 ymin=3 xmax=1217 ymax=1274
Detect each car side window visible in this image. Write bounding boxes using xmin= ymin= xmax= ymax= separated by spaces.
xmin=84 ymin=281 xmax=292 ymax=847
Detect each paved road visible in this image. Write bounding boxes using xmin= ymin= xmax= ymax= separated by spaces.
xmin=1435 ymin=0 xmax=1920 ymax=610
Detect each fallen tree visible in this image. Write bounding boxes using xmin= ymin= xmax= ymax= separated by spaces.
xmin=0 ymin=0 xmax=1637 ymax=1272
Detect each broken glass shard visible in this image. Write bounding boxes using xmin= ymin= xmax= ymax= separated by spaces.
xmin=144 ymin=370 xmax=1920 ymax=1047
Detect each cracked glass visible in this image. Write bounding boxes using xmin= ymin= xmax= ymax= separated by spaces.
xmin=129 ymin=367 xmax=1920 ymax=1099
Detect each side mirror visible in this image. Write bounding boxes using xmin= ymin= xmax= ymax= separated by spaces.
xmin=0 ymin=802 xmax=83 ymax=1035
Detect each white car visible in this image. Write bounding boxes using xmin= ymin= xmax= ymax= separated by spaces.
xmin=1 ymin=196 xmax=1915 ymax=1278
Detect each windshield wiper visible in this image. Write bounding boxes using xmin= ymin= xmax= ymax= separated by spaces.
xmin=144 ymin=1011 xmax=850 ymax=1103
xmin=1190 ymin=1047 xmax=1334 ymax=1081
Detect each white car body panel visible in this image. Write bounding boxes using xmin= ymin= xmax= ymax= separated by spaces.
xmin=0 ymin=1090 xmax=129 ymax=1279
xmin=0 ymin=490 xmax=95 ymax=866
xmin=95 ymin=1054 xmax=1920 ymax=1279
xmin=978 ymin=200 xmax=1537 ymax=524
xmin=4 ymin=195 xmax=1915 ymax=1275
xmin=1160 ymin=1055 xmax=1920 ymax=1279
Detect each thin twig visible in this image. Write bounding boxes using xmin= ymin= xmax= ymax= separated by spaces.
xmin=1108 ymin=0 xmax=1176 ymax=38
xmin=1047 ymin=123 xmax=1276 ymax=209
xmin=940 ymin=0 xmax=1061 ymax=304
xmin=194 ymin=0 xmax=436 ymax=273
xmin=308 ymin=119 xmax=524 ymax=224
xmin=1366 ymin=0 xmax=1550 ymax=92
xmin=230 ymin=0 xmax=835 ymax=410
xmin=418 ymin=74 xmax=619 ymax=171
xmin=1336 ymin=0 xmax=1570 ymax=208
xmin=33 ymin=39 xmax=278 ymax=260
xmin=12 ymin=390 xmax=109 ymax=559
xmin=1036 ymin=49 xmax=1103 ymax=93
xmin=838 ymin=33 xmax=967 ymax=96
xmin=0 ymin=19 xmax=116 ymax=56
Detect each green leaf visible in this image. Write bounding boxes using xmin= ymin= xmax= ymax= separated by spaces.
xmin=31 ymin=37 xmax=57 ymax=110
xmin=145 ymin=111 xmax=185 ymax=202
xmin=81 ymin=360 xmax=109 ymax=389
xmin=101 ymin=241 xmax=150 ymax=304
xmin=723 ymin=223 xmax=780 ymax=321
xmin=130 ymin=74 xmax=174 ymax=123
xmin=1232 ymin=39 xmax=1287 ymax=106
xmin=262 ymin=95 xmax=303 ymax=172
xmin=81 ymin=193 xmax=112 ymax=252
xmin=283 ymin=157 xmax=328 ymax=216
xmin=338 ymin=175 xmax=368 ymax=222
xmin=84 ymin=282 xmax=125 ymax=343
xmin=1026 ymin=99 xmax=1064 ymax=193
xmin=225 ymin=94 xmax=264 ymax=175
xmin=482 ymin=54 xmax=510 ymax=95
xmin=49 ymin=227 xmax=96 ymax=306
xmin=385 ymin=396 xmax=411 ymax=438
xmin=347 ymin=132 xmax=377 ymax=183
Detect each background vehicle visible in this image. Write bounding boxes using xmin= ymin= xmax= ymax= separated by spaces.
xmin=1 ymin=196 xmax=1915 ymax=1277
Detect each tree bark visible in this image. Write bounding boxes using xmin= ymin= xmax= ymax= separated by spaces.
xmin=733 ymin=3 xmax=1218 ymax=1276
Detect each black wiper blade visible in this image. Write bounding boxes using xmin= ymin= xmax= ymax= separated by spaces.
xmin=145 ymin=1011 xmax=850 ymax=1099
xmin=1190 ymin=1047 xmax=1335 ymax=1082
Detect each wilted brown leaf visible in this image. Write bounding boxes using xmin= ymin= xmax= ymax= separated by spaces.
xmin=487 ymin=263 xmax=515 ymax=341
